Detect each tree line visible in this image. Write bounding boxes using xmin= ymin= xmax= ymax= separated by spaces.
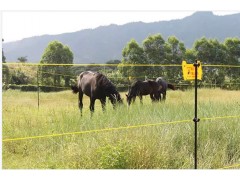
xmin=2 ymin=34 xmax=240 ymax=91
xmin=118 ymin=34 xmax=240 ymax=89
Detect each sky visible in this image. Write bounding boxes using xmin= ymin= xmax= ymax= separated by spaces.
xmin=2 ymin=11 xmax=240 ymax=43
xmin=2 ymin=11 xmax=240 ymax=42
xmin=1 ymin=0 xmax=240 ymax=43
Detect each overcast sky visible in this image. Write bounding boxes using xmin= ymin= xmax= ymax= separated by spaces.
xmin=2 ymin=11 xmax=195 ymax=42
xmin=2 ymin=11 xmax=240 ymax=43
xmin=1 ymin=0 xmax=240 ymax=43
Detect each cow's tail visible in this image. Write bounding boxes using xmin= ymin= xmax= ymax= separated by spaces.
xmin=71 ymin=85 xmax=79 ymax=94
xmin=167 ymin=83 xmax=176 ymax=90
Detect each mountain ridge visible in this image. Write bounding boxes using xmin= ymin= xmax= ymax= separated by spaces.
xmin=3 ymin=11 xmax=240 ymax=63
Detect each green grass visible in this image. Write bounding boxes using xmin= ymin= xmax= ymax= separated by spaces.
xmin=2 ymin=88 xmax=240 ymax=169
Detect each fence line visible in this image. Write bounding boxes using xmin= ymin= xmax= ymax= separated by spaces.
xmin=8 ymin=84 xmax=70 ymax=89
xmin=2 ymin=119 xmax=192 ymax=142
xmin=3 ymin=62 xmax=240 ymax=89
xmin=199 ymin=115 xmax=240 ymax=122
xmin=2 ymin=114 xmax=240 ymax=169
xmin=221 ymin=163 xmax=240 ymax=169
xmin=203 ymin=64 xmax=240 ymax=68
xmin=7 ymin=84 xmax=131 ymax=90
xmin=6 ymin=82 xmax=240 ymax=91
xmin=3 ymin=62 xmax=240 ymax=68
xmin=39 ymin=70 xmax=75 ymax=78
xmin=4 ymin=62 xmax=240 ymax=87
xmin=4 ymin=62 xmax=181 ymax=67
xmin=3 ymin=115 xmax=240 ymax=142
xmin=18 ymin=69 xmax=240 ymax=85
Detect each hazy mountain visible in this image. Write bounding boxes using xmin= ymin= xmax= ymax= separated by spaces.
xmin=3 ymin=11 xmax=240 ymax=63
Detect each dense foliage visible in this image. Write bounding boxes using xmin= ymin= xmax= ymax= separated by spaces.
xmin=118 ymin=35 xmax=240 ymax=89
xmin=2 ymin=39 xmax=10 ymax=90
xmin=40 ymin=40 xmax=74 ymax=87
xmin=2 ymin=36 xmax=240 ymax=91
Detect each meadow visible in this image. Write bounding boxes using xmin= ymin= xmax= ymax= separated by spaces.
xmin=2 ymin=88 xmax=240 ymax=169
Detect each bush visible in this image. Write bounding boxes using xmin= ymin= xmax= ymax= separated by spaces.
xmin=221 ymin=83 xmax=240 ymax=90
xmin=8 ymin=84 xmax=21 ymax=90
xmin=116 ymin=83 xmax=129 ymax=92
xmin=20 ymin=85 xmax=38 ymax=91
xmin=40 ymin=86 xmax=68 ymax=92
xmin=97 ymin=143 xmax=131 ymax=169
xmin=7 ymin=84 xmax=69 ymax=92
xmin=10 ymin=70 xmax=30 ymax=85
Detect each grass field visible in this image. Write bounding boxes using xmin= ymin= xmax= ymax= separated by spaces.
xmin=2 ymin=88 xmax=240 ymax=169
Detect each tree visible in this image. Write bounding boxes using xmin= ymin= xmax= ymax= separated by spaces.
xmin=184 ymin=49 xmax=197 ymax=63
xmin=40 ymin=41 xmax=74 ymax=87
xmin=194 ymin=37 xmax=213 ymax=63
xmin=143 ymin=34 xmax=166 ymax=64
xmin=224 ymin=38 xmax=240 ymax=65
xmin=165 ymin=36 xmax=186 ymax=81
xmin=105 ymin=59 xmax=121 ymax=71
xmin=2 ymin=38 xmax=10 ymax=89
xmin=106 ymin=59 xmax=121 ymax=64
xmin=17 ymin=56 xmax=28 ymax=63
xmin=142 ymin=34 xmax=168 ymax=78
xmin=2 ymin=39 xmax=6 ymax=63
xmin=119 ymin=39 xmax=146 ymax=80
xmin=193 ymin=37 xmax=227 ymax=86
xmin=224 ymin=38 xmax=240 ymax=84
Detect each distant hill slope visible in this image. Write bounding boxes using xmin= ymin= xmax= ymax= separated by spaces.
xmin=3 ymin=11 xmax=240 ymax=64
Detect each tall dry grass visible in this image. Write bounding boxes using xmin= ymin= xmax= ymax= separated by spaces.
xmin=2 ymin=88 xmax=240 ymax=169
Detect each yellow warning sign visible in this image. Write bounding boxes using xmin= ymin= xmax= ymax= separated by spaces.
xmin=182 ymin=60 xmax=202 ymax=80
